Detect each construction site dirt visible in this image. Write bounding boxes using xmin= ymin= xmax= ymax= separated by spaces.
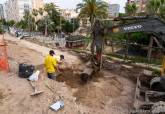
xmin=0 ymin=34 xmax=148 ymax=114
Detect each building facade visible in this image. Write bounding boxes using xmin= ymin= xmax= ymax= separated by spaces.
xmin=60 ymin=9 xmax=78 ymax=21
xmin=4 ymin=0 xmax=44 ymax=22
xmin=127 ymin=0 xmax=149 ymax=13
xmin=32 ymin=0 xmax=44 ymax=10
xmin=0 ymin=4 xmax=4 ymax=19
xmin=109 ymin=4 xmax=120 ymax=18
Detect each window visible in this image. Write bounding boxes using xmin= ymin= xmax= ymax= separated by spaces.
xmin=24 ymin=3 xmax=30 ymax=12
xmin=24 ymin=4 xmax=29 ymax=10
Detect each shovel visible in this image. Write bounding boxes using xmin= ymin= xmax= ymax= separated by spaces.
xmin=29 ymin=81 xmax=44 ymax=96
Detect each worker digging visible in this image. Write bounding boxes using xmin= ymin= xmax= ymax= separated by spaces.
xmin=44 ymin=50 xmax=58 ymax=80
xmin=44 ymin=50 xmax=66 ymax=80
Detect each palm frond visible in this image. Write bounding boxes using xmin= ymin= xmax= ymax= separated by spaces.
xmin=76 ymin=0 xmax=109 ymax=26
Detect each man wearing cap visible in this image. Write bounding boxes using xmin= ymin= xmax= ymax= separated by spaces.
xmin=44 ymin=50 xmax=58 ymax=80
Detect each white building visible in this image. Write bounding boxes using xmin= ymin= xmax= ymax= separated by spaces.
xmin=109 ymin=4 xmax=120 ymax=18
xmin=18 ymin=0 xmax=32 ymax=21
xmin=4 ymin=0 xmax=44 ymax=22
xmin=4 ymin=0 xmax=32 ymax=22
xmin=3 ymin=2 xmax=7 ymax=19
xmin=32 ymin=0 xmax=44 ymax=11
xmin=0 ymin=4 xmax=4 ymax=19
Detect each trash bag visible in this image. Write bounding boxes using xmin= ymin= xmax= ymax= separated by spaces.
xmin=28 ymin=70 xmax=40 ymax=81
xmin=19 ymin=63 xmax=35 ymax=78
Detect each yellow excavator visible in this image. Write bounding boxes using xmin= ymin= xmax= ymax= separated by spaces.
xmin=84 ymin=16 xmax=165 ymax=114
xmin=80 ymin=16 xmax=165 ymax=83
xmin=90 ymin=16 xmax=165 ymax=75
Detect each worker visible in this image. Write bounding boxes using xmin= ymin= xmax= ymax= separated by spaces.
xmin=44 ymin=50 xmax=58 ymax=80
xmin=58 ymin=55 xmax=65 ymax=72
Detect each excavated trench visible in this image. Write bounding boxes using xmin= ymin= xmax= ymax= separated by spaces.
xmin=56 ymin=68 xmax=126 ymax=108
xmin=55 ymin=55 xmax=146 ymax=109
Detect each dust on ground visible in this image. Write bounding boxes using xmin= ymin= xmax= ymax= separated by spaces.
xmin=0 ymin=34 xmax=142 ymax=114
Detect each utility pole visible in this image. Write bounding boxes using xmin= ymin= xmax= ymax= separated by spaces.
xmin=59 ymin=10 xmax=61 ymax=35
xmin=72 ymin=18 xmax=74 ymax=35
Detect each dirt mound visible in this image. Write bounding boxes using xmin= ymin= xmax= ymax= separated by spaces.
xmin=74 ymin=77 xmax=123 ymax=108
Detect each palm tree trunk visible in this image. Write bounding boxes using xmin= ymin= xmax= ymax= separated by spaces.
xmin=45 ymin=24 xmax=48 ymax=36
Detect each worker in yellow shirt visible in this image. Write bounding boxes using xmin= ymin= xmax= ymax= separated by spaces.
xmin=44 ymin=50 xmax=58 ymax=80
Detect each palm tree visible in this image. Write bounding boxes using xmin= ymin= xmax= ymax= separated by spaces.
xmin=43 ymin=16 xmax=54 ymax=36
xmin=147 ymin=0 xmax=160 ymax=15
xmin=76 ymin=0 xmax=109 ymax=27
xmin=44 ymin=3 xmax=59 ymax=18
xmin=125 ymin=3 xmax=137 ymax=16
xmin=76 ymin=0 xmax=109 ymax=70
xmin=147 ymin=0 xmax=165 ymax=20
xmin=32 ymin=9 xmax=38 ymax=30
xmin=23 ymin=11 xmax=34 ymax=30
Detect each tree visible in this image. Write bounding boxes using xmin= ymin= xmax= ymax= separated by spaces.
xmin=62 ymin=19 xmax=79 ymax=34
xmin=147 ymin=0 xmax=165 ymax=20
xmin=43 ymin=3 xmax=60 ymax=32
xmin=76 ymin=0 xmax=108 ymax=68
xmin=62 ymin=21 xmax=73 ymax=33
xmin=125 ymin=3 xmax=137 ymax=16
xmin=0 ymin=21 xmax=3 ymax=34
xmin=5 ymin=20 xmax=15 ymax=27
xmin=76 ymin=0 xmax=109 ymax=27
xmin=15 ymin=20 xmax=27 ymax=29
xmin=70 ymin=18 xmax=79 ymax=32
xmin=32 ymin=9 xmax=38 ymax=30
xmin=23 ymin=11 xmax=35 ymax=31
xmin=44 ymin=3 xmax=60 ymax=20
xmin=37 ymin=16 xmax=54 ymax=36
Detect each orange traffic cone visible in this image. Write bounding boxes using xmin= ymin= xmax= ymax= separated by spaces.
xmin=0 ymin=38 xmax=9 ymax=72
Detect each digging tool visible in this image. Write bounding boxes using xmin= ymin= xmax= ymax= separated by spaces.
xmin=44 ymin=81 xmax=55 ymax=93
xmin=29 ymin=81 xmax=43 ymax=96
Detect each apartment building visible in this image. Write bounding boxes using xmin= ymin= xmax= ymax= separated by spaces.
xmin=0 ymin=4 xmax=4 ymax=19
xmin=32 ymin=0 xmax=44 ymax=10
xmin=109 ymin=4 xmax=120 ymax=18
xmin=4 ymin=0 xmax=44 ymax=22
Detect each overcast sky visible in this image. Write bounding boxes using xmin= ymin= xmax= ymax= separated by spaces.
xmin=0 ymin=0 xmax=126 ymax=13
